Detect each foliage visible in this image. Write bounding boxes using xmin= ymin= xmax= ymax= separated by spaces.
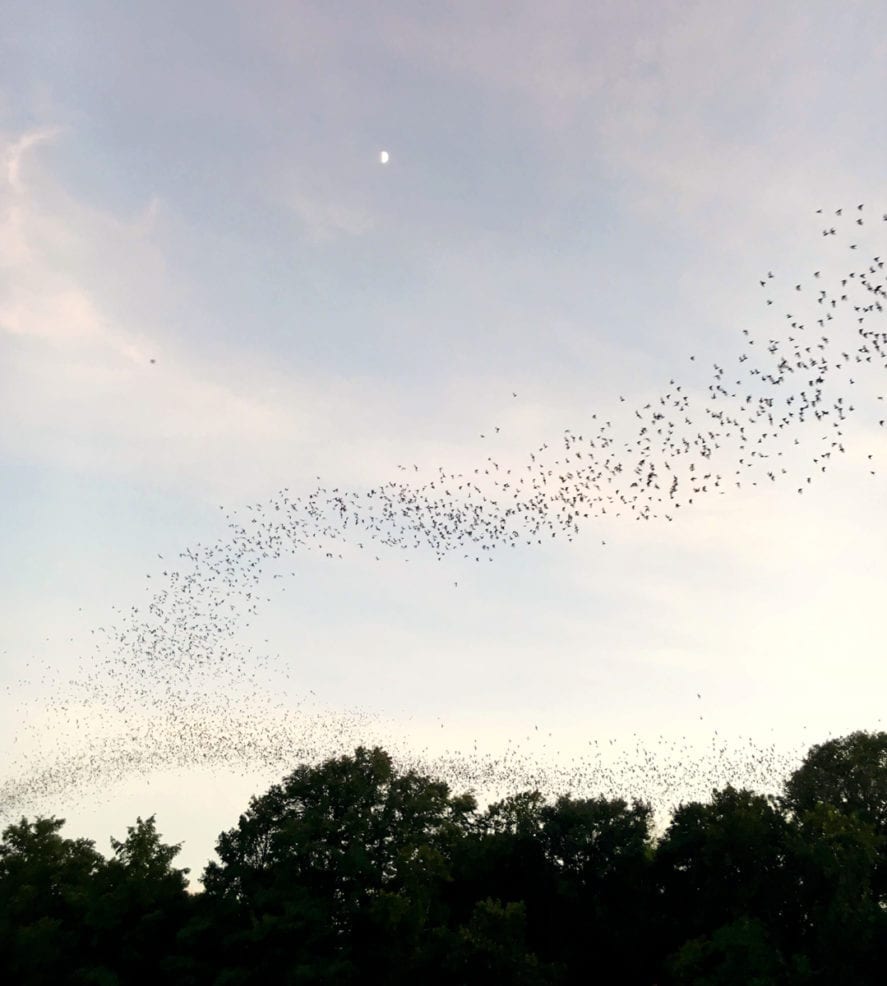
xmin=4 ymin=732 xmax=887 ymax=984
xmin=782 ymin=731 xmax=887 ymax=834
xmin=0 ymin=814 xmax=189 ymax=985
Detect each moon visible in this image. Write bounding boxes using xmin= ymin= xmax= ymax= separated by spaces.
xmin=379 ymin=150 xmax=389 ymax=164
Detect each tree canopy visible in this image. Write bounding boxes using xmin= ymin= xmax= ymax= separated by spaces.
xmin=3 ymin=734 xmax=887 ymax=984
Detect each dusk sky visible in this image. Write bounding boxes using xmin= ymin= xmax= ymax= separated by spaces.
xmin=3 ymin=1 xmax=887 ymax=878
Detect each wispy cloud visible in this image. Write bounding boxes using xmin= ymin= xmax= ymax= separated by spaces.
xmin=4 ymin=127 xmax=63 ymax=192
xmin=0 ymin=128 xmax=397 ymax=498
xmin=287 ymin=187 xmax=374 ymax=240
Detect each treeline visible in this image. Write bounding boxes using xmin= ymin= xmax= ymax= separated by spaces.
xmin=3 ymin=732 xmax=887 ymax=985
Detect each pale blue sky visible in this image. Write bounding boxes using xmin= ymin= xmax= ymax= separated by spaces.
xmin=3 ymin=1 xmax=887 ymax=877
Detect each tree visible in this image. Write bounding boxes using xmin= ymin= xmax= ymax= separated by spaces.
xmin=0 ymin=816 xmax=104 ymax=984
xmin=783 ymin=730 xmax=887 ymax=905
xmin=432 ymin=898 xmax=559 ymax=985
xmin=540 ymin=795 xmax=655 ymax=981
xmin=108 ymin=814 xmax=187 ymax=881
xmin=88 ymin=815 xmax=191 ymax=984
xmin=201 ymin=746 xmax=476 ymax=983
xmin=7 ymin=733 xmax=887 ymax=982
xmin=0 ymin=814 xmax=193 ymax=986
xmin=783 ymin=731 xmax=887 ymax=842
xmin=788 ymin=803 xmax=887 ymax=984
xmin=448 ymin=791 xmax=552 ymax=949
xmin=655 ymin=787 xmax=797 ymax=966
xmin=667 ymin=916 xmax=788 ymax=986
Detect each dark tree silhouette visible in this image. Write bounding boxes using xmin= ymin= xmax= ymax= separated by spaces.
xmin=0 ymin=817 xmax=105 ymax=984
xmin=200 ymin=745 xmax=477 ymax=983
xmin=783 ymin=731 xmax=887 ymax=835
xmin=4 ymin=732 xmax=887 ymax=984
xmin=0 ymin=814 xmax=190 ymax=985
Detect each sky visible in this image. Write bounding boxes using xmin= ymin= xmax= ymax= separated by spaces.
xmin=2 ymin=0 xmax=887 ymax=880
